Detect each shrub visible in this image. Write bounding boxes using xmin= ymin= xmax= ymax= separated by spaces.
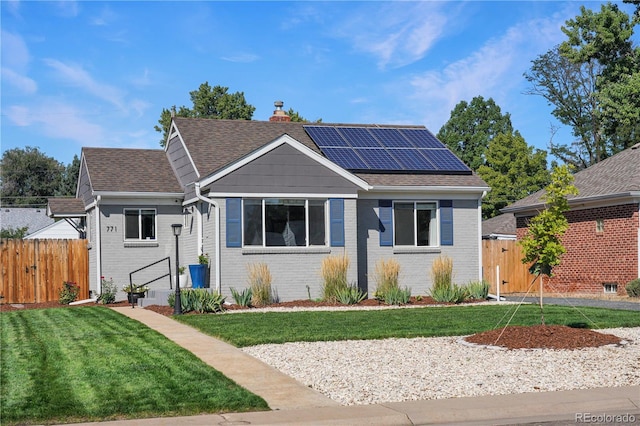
xmin=247 ymin=263 xmax=274 ymax=307
xmin=321 ymin=253 xmax=350 ymax=303
xmin=431 ymin=255 xmax=453 ymax=292
xmin=626 ymin=278 xmax=640 ymax=298
xmin=230 ymin=287 xmax=253 ymax=307
xmin=430 ymin=283 xmax=469 ymax=304
xmin=466 ymin=280 xmax=490 ymax=300
xmin=373 ymin=258 xmax=400 ymax=297
xmin=97 ymin=276 xmax=117 ymax=304
xmin=59 ymin=281 xmax=80 ymax=305
xmin=379 ymin=286 xmax=412 ymax=305
xmin=168 ymin=289 xmax=225 ymax=313
xmin=335 ymin=284 xmax=367 ymax=305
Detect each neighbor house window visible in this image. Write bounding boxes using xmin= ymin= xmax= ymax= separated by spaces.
xmin=603 ymin=283 xmax=617 ymax=294
xmin=596 ymin=219 xmax=605 ymax=233
xmin=243 ymin=199 xmax=326 ymax=247
xmin=393 ymin=201 xmax=437 ymax=246
xmin=124 ymin=208 xmax=156 ymax=240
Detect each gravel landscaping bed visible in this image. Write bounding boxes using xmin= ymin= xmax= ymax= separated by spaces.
xmin=243 ymin=327 xmax=640 ymax=406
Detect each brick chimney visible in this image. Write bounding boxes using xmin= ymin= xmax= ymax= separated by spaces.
xmin=269 ymin=100 xmax=291 ymax=122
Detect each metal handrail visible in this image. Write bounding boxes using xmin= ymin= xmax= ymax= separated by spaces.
xmin=128 ymin=257 xmax=172 ymax=308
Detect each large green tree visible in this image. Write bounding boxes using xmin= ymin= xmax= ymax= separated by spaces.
xmin=155 ymin=82 xmax=256 ymax=147
xmin=478 ymin=134 xmax=550 ymax=219
xmin=0 ymin=147 xmax=65 ymax=207
xmin=437 ymin=96 xmax=515 ymax=171
xmin=526 ymin=2 xmax=639 ymax=170
xmin=57 ymin=155 xmax=80 ymax=197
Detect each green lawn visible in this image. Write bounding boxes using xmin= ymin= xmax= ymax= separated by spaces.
xmin=0 ymin=307 xmax=268 ymax=426
xmin=176 ymin=304 xmax=640 ymax=347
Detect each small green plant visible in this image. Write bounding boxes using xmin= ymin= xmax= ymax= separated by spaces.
xmin=430 ymin=283 xmax=469 ymax=304
xmin=466 ymin=280 xmax=490 ymax=300
xmin=168 ymin=289 xmax=226 ymax=313
xmin=178 ymin=266 xmax=186 ymax=275
xmin=97 ymin=276 xmax=117 ymax=304
xmin=198 ymin=253 xmax=209 ymax=265
xmin=626 ymin=278 xmax=640 ymax=298
xmin=122 ymin=283 xmax=149 ymax=294
xmin=379 ymin=286 xmax=412 ymax=305
xmin=247 ymin=262 xmax=273 ymax=306
xmin=59 ymin=281 xmax=80 ymax=305
xmin=373 ymin=258 xmax=400 ymax=299
xmin=320 ymin=253 xmax=350 ymax=303
xmin=335 ymin=284 xmax=367 ymax=305
xmin=230 ymin=287 xmax=253 ymax=307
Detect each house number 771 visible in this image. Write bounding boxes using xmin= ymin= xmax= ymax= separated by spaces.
xmin=106 ymin=226 xmax=117 ymax=232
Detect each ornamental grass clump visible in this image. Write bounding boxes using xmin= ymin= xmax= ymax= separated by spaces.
xmin=230 ymin=287 xmax=253 ymax=307
xmin=321 ymin=253 xmax=350 ymax=303
xmin=466 ymin=280 xmax=490 ymax=300
xmin=429 ymin=256 xmax=468 ymax=303
xmin=248 ymin=262 xmax=274 ymax=306
xmin=168 ymin=289 xmax=225 ymax=313
xmin=373 ymin=258 xmax=411 ymax=305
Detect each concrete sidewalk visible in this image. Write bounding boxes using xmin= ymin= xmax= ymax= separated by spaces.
xmin=102 ymin=307 xmax=640 ymax=425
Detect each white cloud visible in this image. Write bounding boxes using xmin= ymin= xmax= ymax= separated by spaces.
xmin=1 ymin=30 xmax=30 ymax=70
xmin=6 ymin=101 xmax=105 ymax=146
xmin=220 ymin=53 xmax=260 ymax=63
xmin=54 ymin=0 xmax=79 ymax=18
xmin=2 ymin=68 xmax=37 ymax=94
xmin=43 ymin=59 xmax=128 ymax=111
xmin=335 ymin=2 xmax=449 ymax=69
xmin=406 ymin=12 xmax=573 ymax=130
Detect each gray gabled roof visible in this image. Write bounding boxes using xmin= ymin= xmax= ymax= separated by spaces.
xmin=482 ymin=214 xmax=516 ymax=238
xmin=503 ymin=143 xmax=640 ymax=213
xmin=82 ymin=148 xmax=183 ymax=194
xmin=173 ymin=117 xmax=488 ymax=189
xmin=0 ymin=207 xmax=53 ymax=235
xmin=47 ymin=198 xmax=86 ymax=218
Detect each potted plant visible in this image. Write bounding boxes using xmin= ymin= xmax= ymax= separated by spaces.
xmin=178 ymin=265 xmax=190 ymax=288
xmin=123 ymin=283 xmax=149 ymax=303
xmin=189 ymin=254 xmax=209 ymax=289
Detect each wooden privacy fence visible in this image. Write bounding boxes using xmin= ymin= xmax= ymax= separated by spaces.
xmin=482 ymin=239 xmax=536 ymax=295
xmin=0 ymin=239 xmax=89 ymax=304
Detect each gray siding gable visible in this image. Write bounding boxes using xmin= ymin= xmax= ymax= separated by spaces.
xmin=167 ymin=134 xmax=198 ymax=189
xmin=209 ymin=143 xmax=361 ymax=195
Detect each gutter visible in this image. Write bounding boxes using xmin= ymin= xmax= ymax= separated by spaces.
xmin=95 ymin=195 xmax=102 ymax=297
xmin=194 ymin=182 xmax=221 ymax=293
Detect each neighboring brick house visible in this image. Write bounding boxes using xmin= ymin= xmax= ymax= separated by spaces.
xmin=49 ymin=104 xmax=489 ymax=302
xmin=502 ymin=143 xmax=640 ymax=296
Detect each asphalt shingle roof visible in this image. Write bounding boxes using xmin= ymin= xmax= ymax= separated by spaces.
xmin=1 ymin=207 xmax=53 ymax=234
xmin=482 ymin=214 xmax=516 ymax=237
xmin=173 ymin=118 xmax=488 ymax=189
xmin=47 ymin=198 xmax=86 ymax=216
xmin=504 ymin=143 xmax=640 ymax=213
xmin=82 ymin=148 xmax=183 ymax=193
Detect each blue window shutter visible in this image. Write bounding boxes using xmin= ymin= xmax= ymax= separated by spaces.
xmin=226 ymin=198 xmax=242 ymax=247
xmin=379 ymin=200 xmax=393 ymax=246
xmin=329 ymin=198 xmax=345 ymax=247
xmin=440 ymin=200 xmax=453 ymax=246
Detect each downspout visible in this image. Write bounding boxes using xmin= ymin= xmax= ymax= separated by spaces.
xmin=95 ymin=195 xmax=102 ymax=297
xmin=194 ymin=182 xmax=221 ymax=293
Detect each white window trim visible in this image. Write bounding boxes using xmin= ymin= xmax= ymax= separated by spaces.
xmin=123 ymin=208 xmax=157 ymax=241
xmin=242 ymin=198 xmax=329 ymax=248
xmin=392 ymin=200 xmax=439 ymax=248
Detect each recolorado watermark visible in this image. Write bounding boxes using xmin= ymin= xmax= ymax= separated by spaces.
xmin=576 ymin=412 xmax=637 ymax=424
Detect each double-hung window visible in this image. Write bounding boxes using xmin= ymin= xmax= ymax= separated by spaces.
xmin=393 ymin=202 xmax=437 ymax=246
xmin=243 ymin=199 xmax=326 ymax=247
xmin=124 ymin=208 xmax=156 ymax=240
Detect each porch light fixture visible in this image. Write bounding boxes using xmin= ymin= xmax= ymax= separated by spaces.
xmin=171 ymin=224 xmax=183 ymax=315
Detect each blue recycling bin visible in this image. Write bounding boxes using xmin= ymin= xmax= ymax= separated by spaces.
xmin=189 ymin=264 xmax=207 ymax=288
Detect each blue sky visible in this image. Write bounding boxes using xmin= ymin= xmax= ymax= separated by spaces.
xmin=2 ymin=1 xmax=633 ymax=166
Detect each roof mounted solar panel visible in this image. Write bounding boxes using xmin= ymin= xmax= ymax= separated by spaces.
xmin=321 ymin=147 xmax=368 ymax=170
xmin=304 ymin=126 xmax=349 ymax=147
xmin=399 ymin=128 xmax=445 ymax=149
xmin=420 ymin=149 xmax=470 ymax=171
xmin=388 ymin=148 xmax=437 ymax=171
xmin=337 ymin=127 xmax=382 ymax=148
xmin=354 ymin=148 xmax=403 ymax=170
xmin=368 ymin=128 xmax=414 ymax=148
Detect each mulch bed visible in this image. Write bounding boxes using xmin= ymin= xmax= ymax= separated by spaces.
xmin=1 ymin=297 xmax=623 ymax=350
